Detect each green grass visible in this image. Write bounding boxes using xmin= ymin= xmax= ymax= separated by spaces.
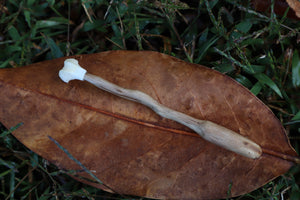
xmin=0 ymin=0 xmax=300 ymax=199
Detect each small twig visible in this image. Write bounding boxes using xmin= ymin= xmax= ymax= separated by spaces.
xmin=104 ymin=0 xmax=114 ymax=19
xmin=58 ymin=59 xmax=262 ymax=159
xmin=104 ymin=36 xmax=124 ymax=49
xmin=81 ymin=2 xmax=93 ymax=23
xmin=268 ymin=104 xmax=292 ymax=116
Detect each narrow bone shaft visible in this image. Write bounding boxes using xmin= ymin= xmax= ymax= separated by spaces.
xmin=84 ymin=73 xmax=262 ymax=159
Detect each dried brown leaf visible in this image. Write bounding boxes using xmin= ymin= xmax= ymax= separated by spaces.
xmin=0 ymin=51 xmax=297 ymax=199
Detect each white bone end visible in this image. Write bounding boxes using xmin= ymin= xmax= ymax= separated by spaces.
xmin=59 ymin=59 xmax=87 ymax=83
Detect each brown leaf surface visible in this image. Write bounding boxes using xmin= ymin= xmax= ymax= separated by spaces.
xmin=0 ymin=51 xmax=297 ymax=199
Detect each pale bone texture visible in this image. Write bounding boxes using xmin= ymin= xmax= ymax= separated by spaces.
xmin=59 ymin=59 xmax=87 ymax=83
xmin=59 ymin=58 xmax=262 ymax=159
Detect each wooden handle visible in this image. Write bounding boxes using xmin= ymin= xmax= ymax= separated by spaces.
xmin=84 ymin=73 xmax=262 ymax=159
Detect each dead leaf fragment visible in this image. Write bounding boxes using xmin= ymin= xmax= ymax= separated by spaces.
xmin=286 ymin=0 xmax=300 ymax=17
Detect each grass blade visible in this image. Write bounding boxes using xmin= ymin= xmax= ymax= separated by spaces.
xmin=47 ymin=136 xmax=103 ymax=185
xmin=292 ymin=50 xmax=300 ymax=87
xmin=254 ymin=73 xmax=283 ymax=98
